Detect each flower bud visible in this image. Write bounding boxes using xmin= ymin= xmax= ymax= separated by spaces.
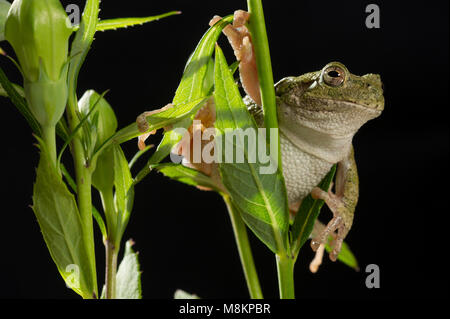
xmin=0 ymin=0 xmax=11 ymax=41
xmin=78 ymin=90 xmax=118 ymax=192
xmin=5 ymin=0 xmax=73 ymax=127
xmin=78 ymin=90 xmax=118 ymax=150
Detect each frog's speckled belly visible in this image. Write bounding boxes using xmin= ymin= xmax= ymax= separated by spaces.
xmin=280 ymin=132 xmax=333 ymax=205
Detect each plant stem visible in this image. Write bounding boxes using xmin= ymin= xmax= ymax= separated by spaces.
xmin=223 ymin=195 xmax=263 ymax=299
xmin=101 ymin=188 xmax=120 ymax=299
xmin=248 ymin=0 xmax=295 ymax=299
xmin=247 ymin=0 xmax=282 ymax=169
xmin=66 ymin=104 xmax=98 ymax=298
xmin=276 ymin=253 xmax=295 ymax=299
xmin=100 ymin=189 xmax=118 ymax=237
xmin=105 ymin=239 xmax=118 ymax=299
xmin=42 ymin=124 xmax=57 ymax=166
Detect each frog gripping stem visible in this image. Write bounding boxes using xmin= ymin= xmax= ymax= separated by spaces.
xmin=311 ymin=148 xmax=358 ymax=261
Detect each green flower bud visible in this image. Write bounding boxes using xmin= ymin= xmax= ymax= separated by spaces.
xmin=78 ymin=90 xmax=118 ymax=193
xmin=5 ymin=0 xmax=72 ymax=82
xmin=5 ymin=0 xmax=73 ymax=127
xmin=78 ymin=90 xmax=118 ymax=150
xmin=0 ymin=0 xmax=11 ymax=41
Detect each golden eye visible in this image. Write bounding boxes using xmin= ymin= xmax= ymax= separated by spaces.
xmin=323 ymin=66 xmax=345 ymax=87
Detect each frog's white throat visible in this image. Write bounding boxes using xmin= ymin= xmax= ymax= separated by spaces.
xmin=279 ymin=124 xmax=353 ymax=164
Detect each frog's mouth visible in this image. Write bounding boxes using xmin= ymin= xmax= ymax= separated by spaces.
xmin=300 ymin=96 xmax=385 ymax=115
xmin=319 ymin=98 xmax=385 ymax=113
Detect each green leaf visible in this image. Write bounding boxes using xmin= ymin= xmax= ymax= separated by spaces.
xmin=291 ymin=165 xmax=336 ymax=258
xmin=173 ymin=15 xmax=232 ymax=105
xmin=138 ymin=117 xmax=192 ymax=175
xmin=133 ymin=118 xmax=191 ymax=185
xmin=0 ymin=81 xmax=24 ymax=98
xmin=128 ymin=145 xmax=154 ymax=170
xmin=153 ymin=163 xmax=224 ymax=192
xmin=140 ymin=98 xmax=209 ymax=134
xmin=57 ymin=90 xmax=109 ymax=168
xmin=202 ymin=57 xmax=215 ymax=95
xmin=116 ymin=240 xmax=142 ymax=299
xmin=325 ymin=240 xmax=359 ymax=271
xmin=92 ymin=205 xmax=107 ymax=241
xmin=95 ymin=97 xmax=207 ymax=158
xmin=213 ymin=44 xmax=289 ymax=254
xmin=112 ymin=144 xmax=134 ymax=238
xmin=68 ymin=0 xmax=99 ymax=108
xmin=95 ymin=11 xmax=181 ymax=32
xmin=174 ymin=289 xmax=200 ymax=299
xmin=32 ymin=141 xmax=96 ymax=299
xmin=143 ymin=16 xmax=233 ymax=170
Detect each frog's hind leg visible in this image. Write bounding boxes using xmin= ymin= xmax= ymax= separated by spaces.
xmin=310 ymin=147 xmax=359 ymax=261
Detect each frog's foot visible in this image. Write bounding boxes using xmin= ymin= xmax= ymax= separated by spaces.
xmin=310 ymin=186 xmax=352 ymax=262
xmin=309 ymin=243 xmax=325 ymax=273
xmin=136 ymin=103 xmax=174 ymax=150
xmin=209 ymin=10 xmax=261 ymax=105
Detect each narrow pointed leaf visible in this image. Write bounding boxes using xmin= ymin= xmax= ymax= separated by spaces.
xmin=68 ymin=0 xmax=99 ymax=108
xmin=112 ymin=144 xmax=133 ymax=227
xmin=173 ymin=15 xmax=232 ymax=104
xmin=95 ymin=11 xmax=180 ymax=32
xmin=325 ymin=240 xmax=359 ymax=271
xmin=128 ymin=144 xmax=154 ymax=170
xmin=0 ymin=81 xmax=24 ymax=98
xmin=92 ymin=206 xmax=107 ymax=241
xmin=214 ymin=45 xmax=289 ymax=254
xmin=153 ymin=163 xmax=224 ymax=192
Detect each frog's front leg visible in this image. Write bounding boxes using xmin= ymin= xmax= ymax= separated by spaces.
xmin=310 ymin=146 xmax=359 ymax=261
xmin=209 ymin=10 xmax=261 ymax=105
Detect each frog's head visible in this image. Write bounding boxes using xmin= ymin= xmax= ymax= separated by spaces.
xmin=275 ymin=62 xmax=384 ymax=136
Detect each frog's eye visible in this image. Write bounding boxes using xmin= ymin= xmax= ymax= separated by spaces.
xmin=323 ymin=66 xmax=345 ymax=87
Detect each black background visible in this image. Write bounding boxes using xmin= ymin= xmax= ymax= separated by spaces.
xmin=0 ymin=0 xmax=448 ymax=300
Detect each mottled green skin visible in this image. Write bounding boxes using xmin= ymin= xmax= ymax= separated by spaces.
xmin=247 ymin=62 xmax=384 ymax=260
xmin=275 ymin=62 xmax=384 ymax=113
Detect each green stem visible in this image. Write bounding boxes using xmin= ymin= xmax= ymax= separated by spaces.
xmin=247 ymin=0 xmax=282 ymax=169
xmin=223 ymin=195 xmax=263 ymax=299
xmin=100 ymin=189 xmax=117 ymax=237
xmin=100 ymin=188 xmax=120 ymax=299
xmin=248 ymin=0 xmax=294 ymax=299
xmin=276 ymin=253 xmax=295 ymax=299
xmin=42 ymin=125 xmax=57 ymax=166
xmin=105 ymin=239 xmax=118 ymax=299
xmin=66 ymin=104 xmax=98 ymax=298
